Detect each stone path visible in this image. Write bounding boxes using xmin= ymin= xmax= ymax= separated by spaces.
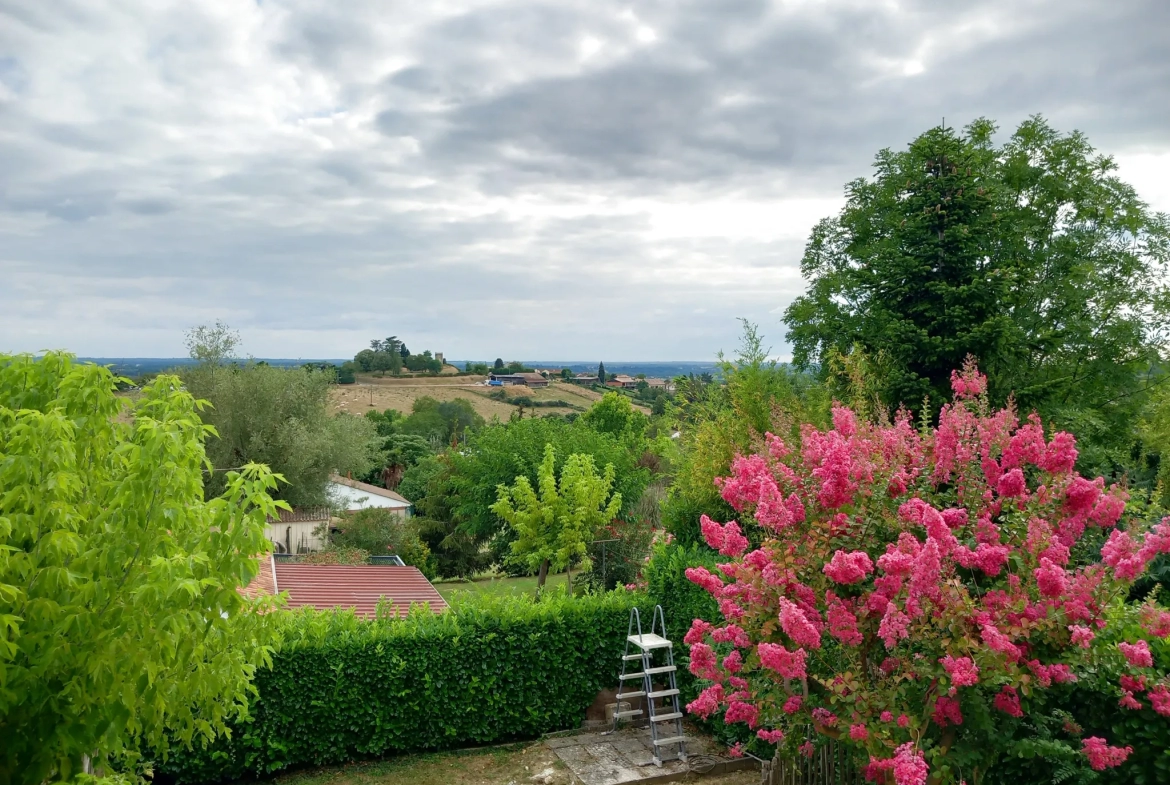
xmin=545 ymin=727 xmax=750 ymax=785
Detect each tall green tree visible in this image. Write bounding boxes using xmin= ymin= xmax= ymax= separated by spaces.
xmin=0 ymin=353 xmax=281 ymax=783
xmin=597 ymin=361 xmax=607 ymax=383
xmin=785 ymin=117 xmax=1169 ymax=470
xmin=580 ymin=391 xmax=648 ymax=441
xmin=491 ymin=445 xmax=622 ymax=588
xmin=183 ymin=321 xmax=240 ymax=367
xmin=180 ymin=362 xmax=378 ymax=507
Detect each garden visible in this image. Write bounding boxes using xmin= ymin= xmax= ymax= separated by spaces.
xmin=2 ymin=118 xmax=1169 ymax=785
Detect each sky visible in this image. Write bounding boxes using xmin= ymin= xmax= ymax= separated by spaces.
xmin=2 ymin=0 xmax=1169 ymax=361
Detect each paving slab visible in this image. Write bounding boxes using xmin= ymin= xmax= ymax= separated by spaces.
xmin=546 ymin=727 xmax=735 ymax=785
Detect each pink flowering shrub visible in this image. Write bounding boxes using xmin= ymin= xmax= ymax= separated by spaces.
xmin=682 ymin=361 xmax=1170 ymax=783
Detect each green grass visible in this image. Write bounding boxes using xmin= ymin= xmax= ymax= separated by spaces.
xmin=434 ymin=571 xmax=572 ymax=600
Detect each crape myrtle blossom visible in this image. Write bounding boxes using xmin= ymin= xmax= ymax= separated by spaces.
xmin=682 ymin=360 xmax=1167 ymax=781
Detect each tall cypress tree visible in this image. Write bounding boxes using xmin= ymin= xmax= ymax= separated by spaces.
xmin=597 ymin=361 xmax=607 ymax=383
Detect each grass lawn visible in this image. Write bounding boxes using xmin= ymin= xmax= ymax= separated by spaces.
xmin=434 ymin=571 xmax=573 ymax=600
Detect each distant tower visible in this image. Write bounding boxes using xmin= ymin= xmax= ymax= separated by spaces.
xmin=436 ymin=352 xmax=445 ymax=365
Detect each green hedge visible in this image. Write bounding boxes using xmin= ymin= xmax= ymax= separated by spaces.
xmin=156 ymin=591 xmax=647 ymax=783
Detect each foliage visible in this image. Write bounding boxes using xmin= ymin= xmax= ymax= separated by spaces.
xmin=784 ymin=117 xmax=1170 ymax=475
xmin=681 ymin=362 xmax=1170 ymax=784
xmin=404 ymin=350 xmax=443 ymax=374
xmin=400 ymin=456 xmax=485 ymax=579
xmin=598 ymin=361 xmax=607 ymax=383
xmin=450 ymin=416 xmax=650 ymax=547
xmin=1139 ymin=377 xmax=1170 ymax=509
xmin=391 ymin=397 xmax=484 ymax=445
xmin=330 ymin=508 xmax=433 ymax=575
xmin=0 ymin=353 xmax=281 ymax=784
xmin=298 ymin=547 xmax=370 ymax=565
xmin=336 ymin=361 xmax=357 ymax=384
xmin=984 ymin=600 xmax=1170 ymax=785
xmin=492 ymin=445 xmax=622 ymax=587
xmin=183 ymin=320 xmax=240 ymax=366
xmin=581 ymin=391 xmax=649 ymax=442
xmin=152 ymin=590 xmax=648 ymax=783
xmin=663 ymin=321 xmax=828 ymax=546
xmin=180 ymin=362 xmax=379 ymax=508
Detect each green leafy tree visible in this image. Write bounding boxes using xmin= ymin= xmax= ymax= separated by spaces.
xmin=353 ymin=349 xmax=376 ymax=373
xmin=450 ymin=416 xmax=650 ymax=550
xmin=370 ymin=350 xmax=401 ymax=376
xmin=329 ymin=508 xmax=432 ymax=576
xmin=0 ymin=353 xmax=281 ymax=783
xmin=561 ymin=367 xmax=574 ymax=380
xmin=399 ymin=456 xmax=485 ymax=578
xmin=180 ymin=362 xmax=378 ymax=508
xmin=784 ymin=117 xmax=1169 ymax=471
xmin=491 ymin=445 xmax=622 ymax=588
xmin=184 ymin=320 xmax=240 ymax=367
xmin=581 ymin=391 xmax=649 ymax=441
xmin=336 ymin=361 xmax=357 ymax=384
xmin=396 ymin=397 xmax=484 ymax=444
xmin=493 ymin=358 xmax=505 ymax=370
xmin=597 ymin=361 xmax=607 ymax=383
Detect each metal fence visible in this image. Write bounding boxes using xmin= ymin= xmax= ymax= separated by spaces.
xmin=759 ymin=737 xmax=865 ymax=785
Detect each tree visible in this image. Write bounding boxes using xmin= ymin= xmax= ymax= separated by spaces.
xmin=180 ymin=362 xmax=378 ymax=507
xmin=598 ymin=362 xmax=607 ymax=383
xmin=337 ymin=361 xmax=357 ymax=384
xmin=784 ymin=117 xmax=1169 ymax=468
xmin=561 ymin=367 xmax=574 ymax=380
xmin=0 ymin=353 xmax=281 ymax=783
xmin=370 ymin=350 xmax=399 ymax=376
xmin=395 ymin=397 xmax=484 ymax=444
xmin=681 ymin=361 xmax=1169 ymax=783
xmin=494 ymin=358 xmax=505 ymax=370
xmin=329 ymin=508 xmax=432 ymax=576
xmin=450 ymin=416 xmax=650 ymax=550
xmin=491 ymin=444 xmax=622 ymax=588
xmin=399 ymin=456 xmax=486 ymax=578
xmin=354 ymin=349 xmax=376 ymax=372
xmin=184 ymin=320 xmax=241 ymax=366
xmin=581 ymin=391 xmax=649 ymax=441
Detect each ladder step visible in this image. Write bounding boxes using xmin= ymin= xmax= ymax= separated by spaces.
xmin=647 ymin=689 xmax=680 ymax=699
xmin=628 ymin=634 xmax=672 ymax=650
xmin=650 ymin=712 xmax=683 ymax=722
xmin=645 ymin=665 xmax=677 ymax=675
xmin=618 ymin=691 xmax=646 ymax=699
xmin=622 ymin=653 xmax=646 ymax=661
xmin=653 ymin=735 xmax=688 ymax=746
xmin=620 ymin=672 xmax=648 ymax=680
xmin=613 ymin=709 xmax=643 ymax=719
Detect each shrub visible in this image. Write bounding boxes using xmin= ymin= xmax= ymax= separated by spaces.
xmin=153 ymin=590 xmax=648 ymax=783
xmin=330 ymin=507 xmax=432 ymax=575
xmin=681 ymin=361 xmax=1170 ymax=783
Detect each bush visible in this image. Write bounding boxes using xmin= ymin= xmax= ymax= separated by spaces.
xmin=154 ymin=591 xmax=648 ymax=783
xmin=330 ymin=508 xmax=433 ymax=575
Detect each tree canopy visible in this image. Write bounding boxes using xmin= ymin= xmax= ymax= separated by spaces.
xmin=491 ymin=444 xmax=621 ymax=588
xmin=0 ymin=353 xmax=281 ymax=783
xmin=180 ymin=362 xmax=377 ymax=507
xmin=784 ymin=116 xmax=1169 ymax=471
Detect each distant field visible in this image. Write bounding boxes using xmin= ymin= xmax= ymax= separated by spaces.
xmin=433 ymin=571 xmax=572 ymax=600
xmin=328 ymin=377 xmax=618 ymax=419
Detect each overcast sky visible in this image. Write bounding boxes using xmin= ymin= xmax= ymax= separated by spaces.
xmin=2 ymin=0 xmax=1168 ymax=361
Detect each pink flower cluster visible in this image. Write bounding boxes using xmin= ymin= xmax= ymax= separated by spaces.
xmin=677 ymin=362 xmax=1166 ymax=784
xmin=1081 ymin=737 xmax=1133 ymax=771
xmin=939 ymin=655 xmax=979 ymax=688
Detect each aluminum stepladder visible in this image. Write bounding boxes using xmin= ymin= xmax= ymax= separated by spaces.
xmin=608 ymin=605 xmax=687 ymax=766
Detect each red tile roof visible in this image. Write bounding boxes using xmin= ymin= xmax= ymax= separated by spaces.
xmin=273 ymin=563 xmax=447 ymax=617
xmin=240 ymin=554 xmax=277 ymax=599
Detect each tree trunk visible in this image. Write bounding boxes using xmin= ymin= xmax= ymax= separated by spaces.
xmin=536 ymin=559 xmax=549 ymax=588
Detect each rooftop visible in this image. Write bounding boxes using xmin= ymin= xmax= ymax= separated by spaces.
xmin=328 ymin=474 xmax=411 ymax=505
xmin=266 ymin=562 xmax=447 ymax=617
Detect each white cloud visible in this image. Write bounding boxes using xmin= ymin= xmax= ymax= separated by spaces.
xmin=0 ymin=0 xmax=1167 ymax=360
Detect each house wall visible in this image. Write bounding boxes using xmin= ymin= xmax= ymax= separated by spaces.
xmin=265 ymin=520 xmax=329 ymax=554
xmin=327 ymin=481 xmax=412 ymax=515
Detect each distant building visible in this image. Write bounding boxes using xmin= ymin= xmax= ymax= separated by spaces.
xmin=572 ymin=374 xmax=599 ymax=386
xmin=242 ymin=556 xmax=447 ymax=617
xmin=644 ymin=378 xmax=675 ymax=392
xmin=328 ymin=475 xmax=412 ymax=516
xmin=488 ymin=372 xmax=549 ymax=388
xmin=606 ymin=374 xmax=639 ymax=389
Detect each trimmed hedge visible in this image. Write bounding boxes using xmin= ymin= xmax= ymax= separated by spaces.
xmin=156 ymin=591 xmax=647 ymax=783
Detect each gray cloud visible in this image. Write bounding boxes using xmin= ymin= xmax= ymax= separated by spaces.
xmin=0 ymin=0 xmax=1167 ymax=360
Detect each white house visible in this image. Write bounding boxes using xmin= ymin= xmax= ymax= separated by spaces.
xmin=328 ymin=474 xmax=413 ymax=516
